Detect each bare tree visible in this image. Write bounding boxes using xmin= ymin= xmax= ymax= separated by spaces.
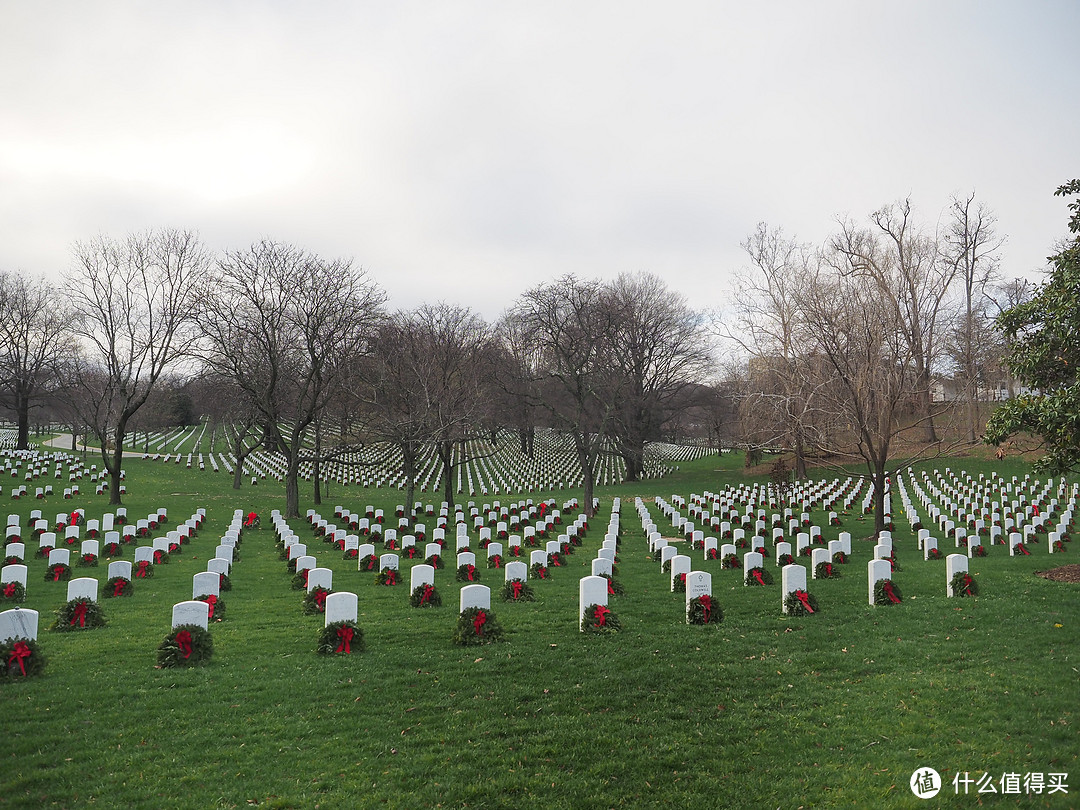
xmin=602 ymin=271 xmax=712 ymax=481
xmin=831 ymin=199 xmax=955 ymax=443
xmin=505 ymin=275 xmax=616 ymax=517
xmin=67 ymin=229 xmax=209 ymax=504
xmin=198 ymin=240 xmax=385 ymax=517
xmin=942 ymin=192 xmax=1004 ymax=440
xmin=0 ymin=271 xmax=69 ymax=449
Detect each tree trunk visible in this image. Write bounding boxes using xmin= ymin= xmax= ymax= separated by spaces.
xmin=440 ymin=441 xmax=456 ymax=512
xmin=15 ymin=393 xmax=30 ymax=451
xmin=576 ymin=432 xmax=597 ymax=518
xmin=402 ymin=443 xmax=417 ymax=519
xmin=108 ymin=419 xmax=128 ymax=506
xmin=285 ymin=451 xmax=301 ymax=518
xmin=872 ymin=466 xmax=888 ymax=537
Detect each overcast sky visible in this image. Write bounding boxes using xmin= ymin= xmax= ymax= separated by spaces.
xmin=2 ymin=1 xmax=1076 ymax=319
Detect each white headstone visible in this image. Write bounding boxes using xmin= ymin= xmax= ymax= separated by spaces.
xmin=108 ymin=560 xmax=132 ymax=580
xmin=867 ymin=559 xmax=892 ymax=605
xmin=410 ymin=564 xmax=435 ymax=590
xmin=307 ymin=567 xmax=333 ymax=592
xmin=295 ymin=555 xmax=316 ymax=574
xmin=505 ymin=561 xmax=528 ymax=582
xmin=192 ymin=571 xmax=220 ymax=598
xmin=578 ymin=575 xmax=608 ymax=631
xmin=781 ymin=564 xmax=807 ymax=614
xmin=66 ymin=577 xmax=98 ymax=602
xmin=2 ymin=564 xmax=28 ymax=588
xmin=324 ymin=591 xmax=358 ymax=625
xmin=946 ymin=554 xmax=969 ymax=597
xmin=670 ymin=554 xmax=691 ymax=591
xmin=206 ymin=558 xmax=230 ymax=576
xmin=171 ymin=600 xmax=209 ymax=630
xmin=48 ymin=547 xmax=70 ymax=567
xmin=459 ymin=583 xmax=491 ymax=612
xmin=0 ymin=607 xmax=38 ymax=642
xmin=591 ymin=557 xmax=613 ymax=577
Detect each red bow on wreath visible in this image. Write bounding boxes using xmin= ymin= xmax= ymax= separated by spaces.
xmin=593 ymin=604 xmax=611 ymax=627
xmin=607 ymin=579 xmax=614 ymax=595
xmin=511 ymin=580 xmax=523 ymax=599
xmin=882 ymin=582 xmax=901 ymax=604
xmin=822 ymin=563 xmax=832 ymax=578
xmin=751 ymin=569 xmax=765 ymax=586
xmin=314 ymin=589 xmax=327 ymax=609
xmin=795 ymin=590 xmax=815 ymax=613
xmin=135 ymin=561 xmax=150 ymax=577
xmin=203 ymin=594 xmax=218 ymax=619
xmin=3 ymin=582 xmax=15 ymax=597
xmin=335 ymin=626 xmax=353 ymax=653
xmin=70 ymin=601 xmax=88 ymax=627
xmin=8 ymin=641 xmax=31 ymax=675
xmin=52 ymin=567 xmax=64 ymax=582
xmin=112 ymin=579 xmax=127 ymax=597
xmin=466 ymin=565 xmax=476 ymax=581
xmin=420 ymin=584 xmax=433 ymax=605
xmin=473 ymin=610 xmax=487 ymax=635
xmin=699 ymin=594 xmax=713 ymax=623
xmin=175 ymin=630 xmax=192 ymax=659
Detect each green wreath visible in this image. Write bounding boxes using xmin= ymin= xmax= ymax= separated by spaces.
xmin=45 ymin=563 xmax=72 ymax=582
xmin=926 ymin=548 xmax=943 ymax=560
xmin=549 ymin=552 xmax=565 ymax=568
xmin=777 ymin=553 xmax=794 ymax=566
xmin=784 ymin=589 xmax=820 ymax=616
xmin=687 ymin=594 xmax=723 ymax=625
xmin=455 ymin=564 xmax=481 ymax=582
xmin=77 ymin=553 xmax=98 ymax=568
xmin=950 ymin=571 xmax=979 ymax=598
xmin=581 ymin=603 xmax=620 ymax=634
xmin=744 ymin=566 xmax=773 ymax=586
xmin=832 ymin=551 xmax=848 ymax=564
xmin=409 ymin=583 xmax=443 ymax=608
xmin=157 ymin=624 xmax=213 ymax=668
xmin=487 ymin=554 xmax=503 ymax=569
xmin=195 ymin=594 xmax=226 ymax=621
xmin=132 ymin=560 xmax=155 ymax=579
xmin=672 ymin=572 xmax=687 ymax=593
xmin=873 ymin=578 xmax=903 ymax=606
xmin=374 ymin=568 xmax=399 ymax=586
xmin=217 ymin=573 xmax=232 ymax=592
xmin=971 ymin=544 xmax=987 ymax=557
xmin=602 ymin=574 xmax=625 ymax=596
xmin=103 ymin=576 xmax=133 ymax=598
xmin=151 ymin=550 xmax=170 ymax=565
xmin=1 ymin=581 xmax=26 ymax=603
xmin=317 ymin=620 xmax=364 ymax=655
xmin=424 ymin=554 xmax=443 ymax=570
xmin=291 ymin=569 xmax=310 ymax=590
xmin=529 ymin=563 xmax=550 ymax=580
xmin=52 ymin=597 xmax=107 ymax=631
xmin=452 ymin=606 xmax=505 ymax=645
xmin=1 ymin=636 xmax=46 ymax=679
xmin=814 ymin=561 xmax=840 ymax=579
xmin=721 ymin=553 xmax=740 ymax=569
xmin=302 ymin=586 xmax=333 ymax=614
xmin=500 ymin=579 xmax=535 ymax=602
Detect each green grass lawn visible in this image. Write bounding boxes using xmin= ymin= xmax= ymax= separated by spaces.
xmin=1 ymin=450 xmax=1077 ymax=808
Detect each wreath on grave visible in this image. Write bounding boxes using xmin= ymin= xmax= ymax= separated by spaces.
xmin=581 ymin=603 xmax=620 ymax=634
xmin=290 ymin=568 xmax=309 ymax=589
xmin=1053 ymin=539 xmax=1067 ymax=553
xmin=886 ymin=554 xmax=900 ymax=572
xmin=456 ymin=564 xmax=480 ymax=582
xmin=832 ymin=551 xmax=848 ymax=565
xmin=383 ymin=536 xmax=398 ymax=551
xmin=37 ymin=545 xmax=53 ymax=559
xmin=409 ymin=582 xmax=442 ymax=608
xmin=196 ymin=594 xmax=225 ymax=621
xmin=102 ymin=543 xmax=121 ymax=558
xmin=735 ymin=538 xmax=751 ymax=550
xmin=798 ymin=545 xmax=813 ymax=558
xmin=374 ymin=568 xmax=399 ymax=587
xmin=3 ymin=554 xmax=19 ymax=567
xmin=971 ymin=544 xmax=987 ymax=558
xmin=691 ymin=537 xmax=705 ymax=551
xmin=951 ymin=571 xmax=979 ymax=598
xmin=152 ymin=550 xmax=170 ymax=565
xmin=979 ymin=526 xmax=990 ymax=537
xmin=217 ymin=573 xmax=232 ymax=593
xmin=784 ymin=589 xmax=819 ymax=616
xmin=815 ymin=561 xmax=840 ymax=579
xmin=487 ymin=554 xmax=503 ymax=569
xmin=425 ymin=553 xmax=443 ymax=570
xmin=529 ymin=563 xmax=550 ymax=580
xmin=559 ymin=542 xmax=572 ymax=556
xmin=501 ymin=579 xmax=535 ymax=602
xmin=104 ymin=576 xmax=133 ymax=598
xmin=45 ymin=563 xmax=71 ymax=582
xmin=926 ymin=548 xmax=943 ymax=560
xmin=721 ymin=553 xmax=741 ymax=570
xmin=340 ymin=547 xmax=357 ymax=560
xmin=317 ymin=620 xmax=364 ymax=655
xmin=452 ymin=607 xmax=505 ymax=645
xmin=133 ymin=560 xmax=154 ymax=579
xmin=78 ymin=553 xmax=98 ymax=568
xmin=156 ymin=624 xmax=213 ymax=668
xmin=661 ymin=558 xmax=671 ymax=574
xmin=1 ymin=631 xmax=47 ymax=680
xmin=549 ymin=552 xmax=565 ymax=568
xmin=603 ymin=574 xmax=625 ymax=596
xmin=403 ymin=546 xmax=419 ymax=560
xmin=956 ymin=537 xmax=968 ymax=548
xmin=52 ymin=597 xmax=107 ymax=631
xmin=508 ymin=545 xmax=523 ymax=557
xmin=357 ymin=554 xmax=379 ymax=573
xmin=1014 ymin=543 xmax=1031 ymax=556
xmin=873 ymin=578 xmax=903 ymax=606
xmin=706 ymin=547 xmax=720 ymax=561
xmin=653 ymin=548 xmax=665 ymax=563
xmin=302 ymin=586 xmax=333 ymax=614
xmin=687 ymin=594 xmax=723 ymax=625
xmin=1 ymin=580 xmax=26 ymax=603
xmin=672 ymin=572 xmax=687 ymax=593
xmin=830 ymin=515 xmax=843 ymax=526
xmin=745 ymin=566 xmax=773 ymax=586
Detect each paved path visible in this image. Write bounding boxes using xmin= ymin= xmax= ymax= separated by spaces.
xmin=42 ymin=434 xmax=146 ymax=459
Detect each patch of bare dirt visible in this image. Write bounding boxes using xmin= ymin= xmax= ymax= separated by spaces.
xmin=1035 ymin=564 xmax=1080 ymax=583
